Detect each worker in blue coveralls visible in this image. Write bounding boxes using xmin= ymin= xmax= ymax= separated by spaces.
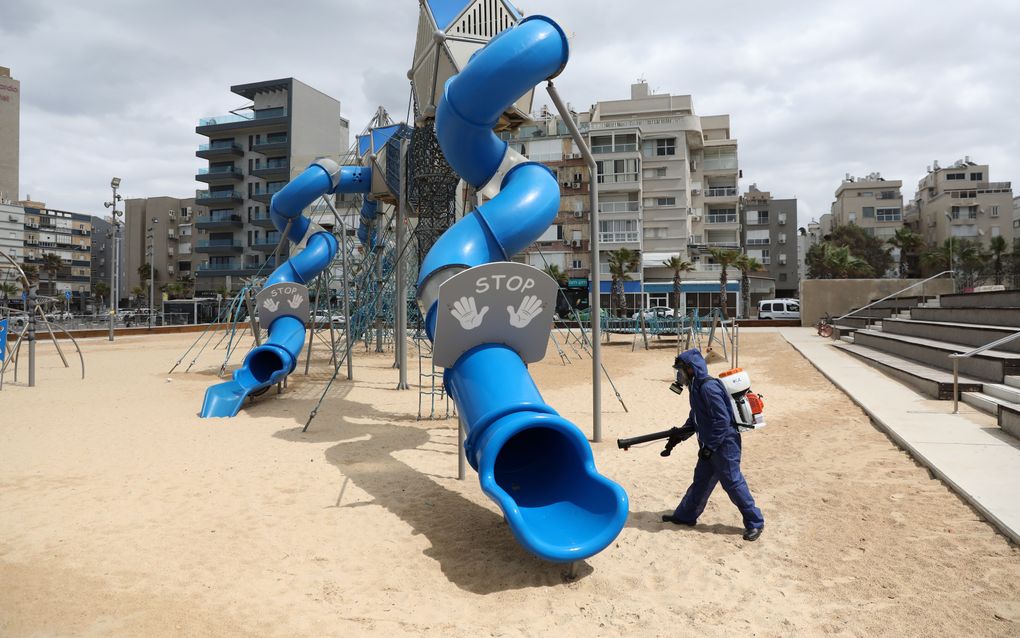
xmin=662 ymin=349 xmax=765 ymax=541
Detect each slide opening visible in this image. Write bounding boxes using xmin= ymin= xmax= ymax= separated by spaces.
xmin=493 ymin=425 xmax=619 ymax=546
xmin=247 ymin=348 xmax=288 ymax=385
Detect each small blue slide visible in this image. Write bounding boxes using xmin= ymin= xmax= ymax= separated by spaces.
xmin=200 ymin=163 xmax=371 ymax=418
xmin=417 ymin=15 xmax=629 ymax=562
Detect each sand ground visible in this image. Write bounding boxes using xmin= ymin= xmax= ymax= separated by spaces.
xmin=1 ymin=329 xmax=1018 ymax=637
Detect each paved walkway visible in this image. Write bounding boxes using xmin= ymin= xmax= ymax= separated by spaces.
xmin=781 ymin=327 xmax=1020 ymax=545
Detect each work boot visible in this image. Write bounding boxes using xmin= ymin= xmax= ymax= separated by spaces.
xmin=662 ymin=514 xmax=696 ymax=526
xmin=743 ymin=526 xmax=764 ymax=542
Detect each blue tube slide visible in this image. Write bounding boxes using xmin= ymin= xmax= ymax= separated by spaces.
xmin=199 ymin=163 xmax=371 ymax=418
xmin=417 ymin=16 xmax=628 ymax=562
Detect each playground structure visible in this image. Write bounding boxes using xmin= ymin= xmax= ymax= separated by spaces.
xmin=0 ymin=248 xmax=86 ymax=389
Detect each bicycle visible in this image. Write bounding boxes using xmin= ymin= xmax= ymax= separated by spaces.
xmin=815 ymin=312 xmax=834 ymax=338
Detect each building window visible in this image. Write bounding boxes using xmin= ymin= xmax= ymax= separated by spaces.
xmin=863 ymin=207 xmax=875 ymax=218
xmin=654 ymin=197 xmax=676 ymax=206
xmin=859 ymin=191 xmax=873 ymax=197
xmin=648 ymin=293 xmax=668 ymax=308
xmin=876 ymin=208 xmax=901 ymax=222
xmin=598 ymin=219 xmax=639 ymax=243
xmin=992 ymin=226 xmax=1001 ymax=238
xmin=571 ymin=259 xmax=582 ymax=269
xmin=746 ymin=229 xmax=769 ymax=246
xmin=745 ymin=210 xmax=769 ymax=225
xmin=970 ymin=172 xmax=983 ymax=181
xmin=706 ymin=209 xmax=737 ymax=224
xmin=778 ymin=254 xmax=787 ymax=265
xmin=947 ymin=172 xmax=965 ymax=180
xmin=779 ymin=273 xmax=787 ymax=281
xmin=656 ymin=138 xmax=676 ymax=156
xmin=990 ymin=205 xmax=999 ymax=218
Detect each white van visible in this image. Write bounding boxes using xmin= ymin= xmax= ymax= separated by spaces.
xmin=758 ymin=298 xmax=800 ymax=320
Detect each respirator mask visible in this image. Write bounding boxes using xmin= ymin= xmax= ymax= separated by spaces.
xmin=670 ymin=359 xmax=690 ymax=395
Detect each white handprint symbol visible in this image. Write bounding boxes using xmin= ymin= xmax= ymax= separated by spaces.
xmin=262 ymin=297 xmax=280 ymax=313
xmin=450 ymin=296 xmax=489 ymax=330
xmin=286 ymin=294 xmax=303 ymax=309
xmin=507 ymin=295 xmax=543 ymax=328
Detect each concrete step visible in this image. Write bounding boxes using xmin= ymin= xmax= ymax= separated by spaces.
xmin=940 ymin=289 xmax=1020 ymax=309
xmin=997 ymin=404 xmax=1020 ymax=439
xmin=983 ymin=383 xmax=1020 ymax=403
xmin=840 ymin=335 xmax=854 ymax=344
xmin=911 ymin=307 xmax=1020 ymax=328
xmin=1005 ymin=375 xmax=1020 ymax=390
xmin=881 ymin=318 xmax=1020 ymax=354
xmin=839 ymin=315 xmax=886 ymax=329
xmin=852 ymin=329 xmax=1020 ymax=383
xmin=833 ymin=342 xmax=983 ymax=400
xmin=961 ymin=391 xmax=1020 ymax=420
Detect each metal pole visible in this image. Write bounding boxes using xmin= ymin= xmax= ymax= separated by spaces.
xmin=375 ymin=240 xmax=384 ymax=353
xmin=952 ymin=358 xmax=959 ymax=414
xmin=395 ymin=138 xmax=409 ymax=389
xmin=27 ymin=283 xmax=36 ymax=387
xmin=457 ymin=414 xmax=467 ymax=480
xmin=109 ymin=224 xmax=116 ymax=341
xmin=547 ymin=81 xmax=601 ymax=442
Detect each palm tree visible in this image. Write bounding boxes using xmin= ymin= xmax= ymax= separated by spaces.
xmin=0 ymin=281 xmax=17 ymax=306
xmin=734 ymin=254 xmax=765 ymax=319
xmin=887 ymin=228 xmax=923 ymax=278
xmin=607 ymin=248 xmax=640 ymax=317
xmin=662 ymin=255 xmax=694 ymax=318
xmin=138 ymin=262 xmax=153 ymax=287
xmin=988 ymin=235 xmax=1009 ymax=285
xmin=131 ymin=286 xmax=145 ymax=309
xmin=41 ymin=253 xmax=62 ymax=295
xmin=707 ymin=247 xmax=741 ymax=318
xmin=94 ymin=280 xmax=110 ymax=310
xmin=543 ymin=263 xmax=568 ymax=288
xmin=822 ymin=245 xmax=873 ymax=278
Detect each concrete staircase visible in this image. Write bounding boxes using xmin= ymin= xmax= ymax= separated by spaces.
xmin=832 ymin=290 xmax=1020 ymax=440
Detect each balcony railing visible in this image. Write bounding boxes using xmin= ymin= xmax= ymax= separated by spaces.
xmin=197 ymin=262 xmax=239 ymax=271
xmin=198 ymin=166 xmax=240 ymax=176
xmin=198 ymin=109 xmax=287 ymax=127
xmin=196 ymin=212 xmax=242 ymax=224
xmin=196 ymin=239 xmax=242 ymax=248
xmin=598 ymin=232 xmax=640 ymax=243
xmin=599 ymin=201 xmax=640 ymax=213
xmin=249 ymin=212 xmax=275 ymax=226
xmin=705 ymin=213 xmax=738 ymax=224
xmin=592 ymin=144 xmax=638 ymax=154
xmin=705 ymin=187 xmax=738 ymax=197
xmin=597 ymin=173 xmax=639 ymax=184
xmin=196 ymin=190 xmax=243 ymax=202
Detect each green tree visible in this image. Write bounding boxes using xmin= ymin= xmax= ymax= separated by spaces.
xmin=988 ymin=235 xmax=1009 ymax=285
xmin=41 ymin=253 xmax=62 ymax=295
xmin=887 ymin=228 xmax=923 ymax=278
xmin=0 ymin=281 xmax=17 ymax=304
xmin=607 ymin=248 xmax=640 ymax=317
xmin=543 ymin=263 xmax=568 ymax=288
xmin=138 ymin=262 xmax=154 ymax=286
xmin=823 ymin=225 xmax=893 ymax=277
xmin=662 ymin=255 xmax=694 ymax=318
xmin=94 ymin=280 xmax=110 ymax=309
xmin=707 ymin=247 xmax=741 ymax=318
xmin=131 ymin=286 xmax=145 ymax=309
xmin=734 ymin=253 xmax=765 ymax=319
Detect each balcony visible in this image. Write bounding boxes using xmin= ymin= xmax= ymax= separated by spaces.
xmin=194 ymin=239 xmax=243 ymax=254
xmin=249 ymin=211 xmax=276 ymax=228
xmin=705 ymin=212 xmax=738 ymax=225
xmin=251 ymin=162 xmax=289 ymax=180
xmin=705 ymin=187 xmax=738 ymax=198
xmin=196 ymin=261 xmax=242 ymax=276
xmin=251 ymin=235 xmax=282 ymax=252
xmin=196 ymin=141 xmax=243 ymax=160
xmin=251 ymin=186 xmax=284 ymax=205
xmin=591 ymin=144 xmax=638 ymax=154
xmin=195 ymin=211 xmax=242 ymax=230
xmin=252 ymin=136 xmax=289 ymax=154
xmin=196 ymin=108 xmax=288 ymax=135
xmin=596 ymin=173 xmax=639 ymax=191
xmin=196 ymin=166 xmax=243 ymax=184
xmin=599 ymin=201 xmax=640 ymax=214
xmin=196 ymin=190 xmax=243 ymax=206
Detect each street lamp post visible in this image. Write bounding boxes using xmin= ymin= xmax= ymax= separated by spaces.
xmin=146 ymin=218 xmax=159 ymax=328
xmin=103 ymin=177 xmax=123 ymax=341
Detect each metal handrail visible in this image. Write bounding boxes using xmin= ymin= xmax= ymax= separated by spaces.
xmin=949 ymin=329 xmax=1020 ymax=413
xmin=834 ymin=270 xmax=954 ymax=325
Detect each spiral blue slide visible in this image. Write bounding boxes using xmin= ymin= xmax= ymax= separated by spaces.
xmin=199 ymin=162 xmax=371 ymax=418
xmin=417 ymin=16 xmax=629 ymax=562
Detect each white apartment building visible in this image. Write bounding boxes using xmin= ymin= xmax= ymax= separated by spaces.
xmin=0 ymin=201 xmax=24 ymax=264
xmin=912 ymin=158 xmax=1014 ymax=249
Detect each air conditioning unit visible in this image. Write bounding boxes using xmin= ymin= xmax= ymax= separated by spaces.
xmin=573 ymin=211 xmax=584 ymax=219
xmin=561 ymin=182 xmax=572 ymax=189
xmin=167 ymin=266 xmax=175 ymax=275
xmin=571 ymin=240 xmax=581 ymax=248
xmin=691 ymin=189 xmax=701 ymax=195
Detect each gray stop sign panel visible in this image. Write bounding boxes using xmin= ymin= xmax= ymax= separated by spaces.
xmin=433 ymin=262 xmax=558 ymax=368
xmin=255 ymin=282 xmax=310 ymax=327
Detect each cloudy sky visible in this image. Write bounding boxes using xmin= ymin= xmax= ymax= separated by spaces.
xmin=2 ymin=0 xmax=1018 ymax=226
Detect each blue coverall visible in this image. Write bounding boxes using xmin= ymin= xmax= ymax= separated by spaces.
xmin=672 ymin=349 xmax=765 ymax=530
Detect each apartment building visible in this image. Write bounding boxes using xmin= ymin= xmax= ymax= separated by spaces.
xmin=504 ymin=110 xmax=593 ymax=307
xmin=798 ymin=218 xmax=822 ymax=285
xmin=0 ymin=201 xmax=24 ymax=263
xmin=830 ymin=173 xmax=904 ymax=241
xmin=0 ymin=66 xmax=19 ymax=202
xmin=911 ymin=158 xmax=1014 ymax=249
xmin=89 ymin=215 xmax=116 ymax=309
xmin=741 ymin=186 xmax=798 ymax=298
xmin=194 ymin=78 xmax=348 ymax=295
xmin=21 ymin=202 xmax=92 ymax=308
xmin=123 ymin=197 xmax=201 ymax=301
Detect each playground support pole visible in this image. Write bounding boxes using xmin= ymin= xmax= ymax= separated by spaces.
xmin=27 ymin=283 xmax=36 ymax=387
xmin=547 ymin=81 xmax=601 ymax=442
xmin=395 ymin=138 xmax=409 ymax=389
xmin=457 ymin=414 xmax=466 ymax=481
xmin=325 ymin=196 xmax=355 ymax=381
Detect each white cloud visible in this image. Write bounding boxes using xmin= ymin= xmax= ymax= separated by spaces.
xmin=4 ymin=0 xmax=1018 ymax=228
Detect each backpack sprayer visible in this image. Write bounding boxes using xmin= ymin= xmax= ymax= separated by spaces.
xmin=617 ymin=367 xmax=765 ymax=455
